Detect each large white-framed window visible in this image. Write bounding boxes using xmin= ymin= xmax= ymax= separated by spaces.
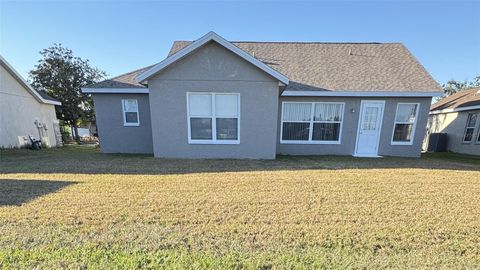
xmin=391 ymin=103 xmax=420 ymax=145
xmin=463 ymin=113 xmax=477 ymax=143
xmin=121 ymin=99 xmax=139 ymax=126
xmin=187 ymin=92 xmax=240 ymax=144
xmin=280 ymin=102 xmax=344 ymax=144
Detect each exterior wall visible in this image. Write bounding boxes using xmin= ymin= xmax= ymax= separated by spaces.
xmin=429 ymin=110 xmax=480 ymax=155
xmin=148 ymin=41 xmax=279 ymax=159
xmin=0 ymin=64 xmax=58 ymax=148
xmin=92 ymin=93 xmax=153 ymax=154
xmin=277 ymin=96 xmax=433 ymax=157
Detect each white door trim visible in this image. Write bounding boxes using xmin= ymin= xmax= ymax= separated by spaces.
xmin=354 ymin=100 xmax=385 ymax=157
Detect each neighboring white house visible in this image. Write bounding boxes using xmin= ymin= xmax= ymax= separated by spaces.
xmin=0 ymin=55 xmax=62 ymax=148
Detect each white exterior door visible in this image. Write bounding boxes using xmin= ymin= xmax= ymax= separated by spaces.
xmin=355 ymin=101 xmax=385 ymax=156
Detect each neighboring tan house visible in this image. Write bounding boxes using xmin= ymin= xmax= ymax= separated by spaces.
xmin=0 ymin=55 xmax=62 ymax=148
xmin=82 ymin=32 xmax=442 ymax=159
xmin=428 ymin=88 xmax=480 ymax=155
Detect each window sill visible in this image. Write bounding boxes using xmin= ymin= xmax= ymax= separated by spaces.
xmin=391 ymin=142 xmax=413 ymax=146
xmin=280 ymin=140 xmax=341 ymax=145
xmin=353 ymin=154 xmax=383 ymax=158
xmin=188 ymin=140 xmax=240 ymax=145
xmin=123 ymin=123 xmax=140 ymax=127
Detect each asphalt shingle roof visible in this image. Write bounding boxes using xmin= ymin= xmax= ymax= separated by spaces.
xmin=430 ymin=88 xmax=480 ymax=111
xmin=87 ymin=40 xmax=442 ymax=92
xmin=87 ymin=65 xmax=153 ymax=88
xmin=36 ymin=90 xmax=60 ymax=103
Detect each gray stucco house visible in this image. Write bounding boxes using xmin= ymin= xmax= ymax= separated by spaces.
xmin=427 ymin=88 xmax=480 ymax=155
xmin=82 ymin=32 xmax=442 ymax=159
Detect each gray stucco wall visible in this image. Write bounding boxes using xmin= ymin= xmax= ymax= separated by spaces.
xmin=0 ymin=64 xmax=58 ymax=148
xmin=277 ymin=96 xmax=432 ymax=157
xmin=148 ymin=41 xmax=279 ymax=159
xmin=92 ymin=93 xmax=153 ymax=154
xmin=429 ymin=110 xmax=480 ymax=155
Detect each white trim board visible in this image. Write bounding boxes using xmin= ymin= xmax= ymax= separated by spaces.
xmin=430 ymin=105 xmax=480 ymax=115
xmin=136 ymin=31 xmax=289 ymax=85
xmin=0 ymin=55 xmax=61 ymax=105
xmin=81 ymin=88 xmax=150 ymax=94
xmin=282 ymin=91 xmax=443 ymax=97
xmin=353 ymin=154 xmax=384 ymax=158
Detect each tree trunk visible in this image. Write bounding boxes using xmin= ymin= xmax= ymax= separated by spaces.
xmin=72 ymin=122 xmax=81 ymax=144
xmin=70 ymin=124 xmax=75 ymax=141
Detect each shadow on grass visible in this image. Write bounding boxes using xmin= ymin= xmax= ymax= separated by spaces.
xmin=0 ymin=145 xmax=479 ymax=175
xmin=0 ymin=179 xmax=77 ymax=206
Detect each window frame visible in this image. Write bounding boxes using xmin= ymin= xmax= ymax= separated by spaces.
xmin=280 ymin=101 xmax=345 ymax=144
xmin=391 ymin=102 xmax=420 ymax=145
xmin=186 ymin=92 xmax=240 ymax=145
xmin=463 ymin=113 xmax=477 ymax=143
xmin=121 ymin=99 xmax=140 ymax=127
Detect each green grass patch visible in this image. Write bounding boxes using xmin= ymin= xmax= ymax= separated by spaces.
xmin=0 ymin=146 xmax=479 ymax=268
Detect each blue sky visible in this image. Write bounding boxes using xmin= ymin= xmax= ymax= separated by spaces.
xmin=1 ymin=1 xmax=479 ymax=85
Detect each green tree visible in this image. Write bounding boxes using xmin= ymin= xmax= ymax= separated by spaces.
xmin=442 ymin=75 xmax=480 ymax=96
xmin=29 ymin=44 xmax=106 ymax=143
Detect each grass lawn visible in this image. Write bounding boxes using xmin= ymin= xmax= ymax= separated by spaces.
xmin=0 ymin=146 xmax=479 ymax=269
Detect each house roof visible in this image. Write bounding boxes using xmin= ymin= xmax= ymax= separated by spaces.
xmin=0 ymin=55 xmax=61 ymax=105
xmin=430 ymin=88 xmax=480 ymax=113
xmin=36 ymin=90 xmax=61 ymax=103
xmin=84 ymin=32 xmax=442 ymax=95
xmin=169 ymin=40 xmax=441 ymax=93
xmin=87 ymin=65 xmax=154 ymax=89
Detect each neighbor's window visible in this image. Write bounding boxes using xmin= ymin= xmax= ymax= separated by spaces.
xmin=392 ymin=103 xmax=419 ymax=144
xmin=187 ymin=93 xmax=239 ymax=144
xmin=463 ymin=113 xmax=477 ymax=142
xmin=281 ymin=102 xmax=344 ymax=143
xmin=122 ymin=99 xmax=139 ymax=126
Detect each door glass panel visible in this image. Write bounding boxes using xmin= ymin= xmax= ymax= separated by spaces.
xmin=362 ymin=107 xmax=378 ymax=130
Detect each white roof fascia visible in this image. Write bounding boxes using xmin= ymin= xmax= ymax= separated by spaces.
xmin=282 ymin=90 xmax=443 ymax=97
xmin=81 ymin=88 xmax=150 ymax=94
xmin=430 ymin=105 xmax=480 ymax=115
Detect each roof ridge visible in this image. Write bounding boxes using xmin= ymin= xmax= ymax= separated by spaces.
xmin=430 ymin=87 xmax=480 ymax=111
xmin=174 ymin=40 xmax=402 ymax=45
xmin=109 ymin=65 xmax=154 ymax=80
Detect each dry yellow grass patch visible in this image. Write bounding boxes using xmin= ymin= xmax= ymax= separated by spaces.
xmin=0 ymin=146 xmax=479 ymax=269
